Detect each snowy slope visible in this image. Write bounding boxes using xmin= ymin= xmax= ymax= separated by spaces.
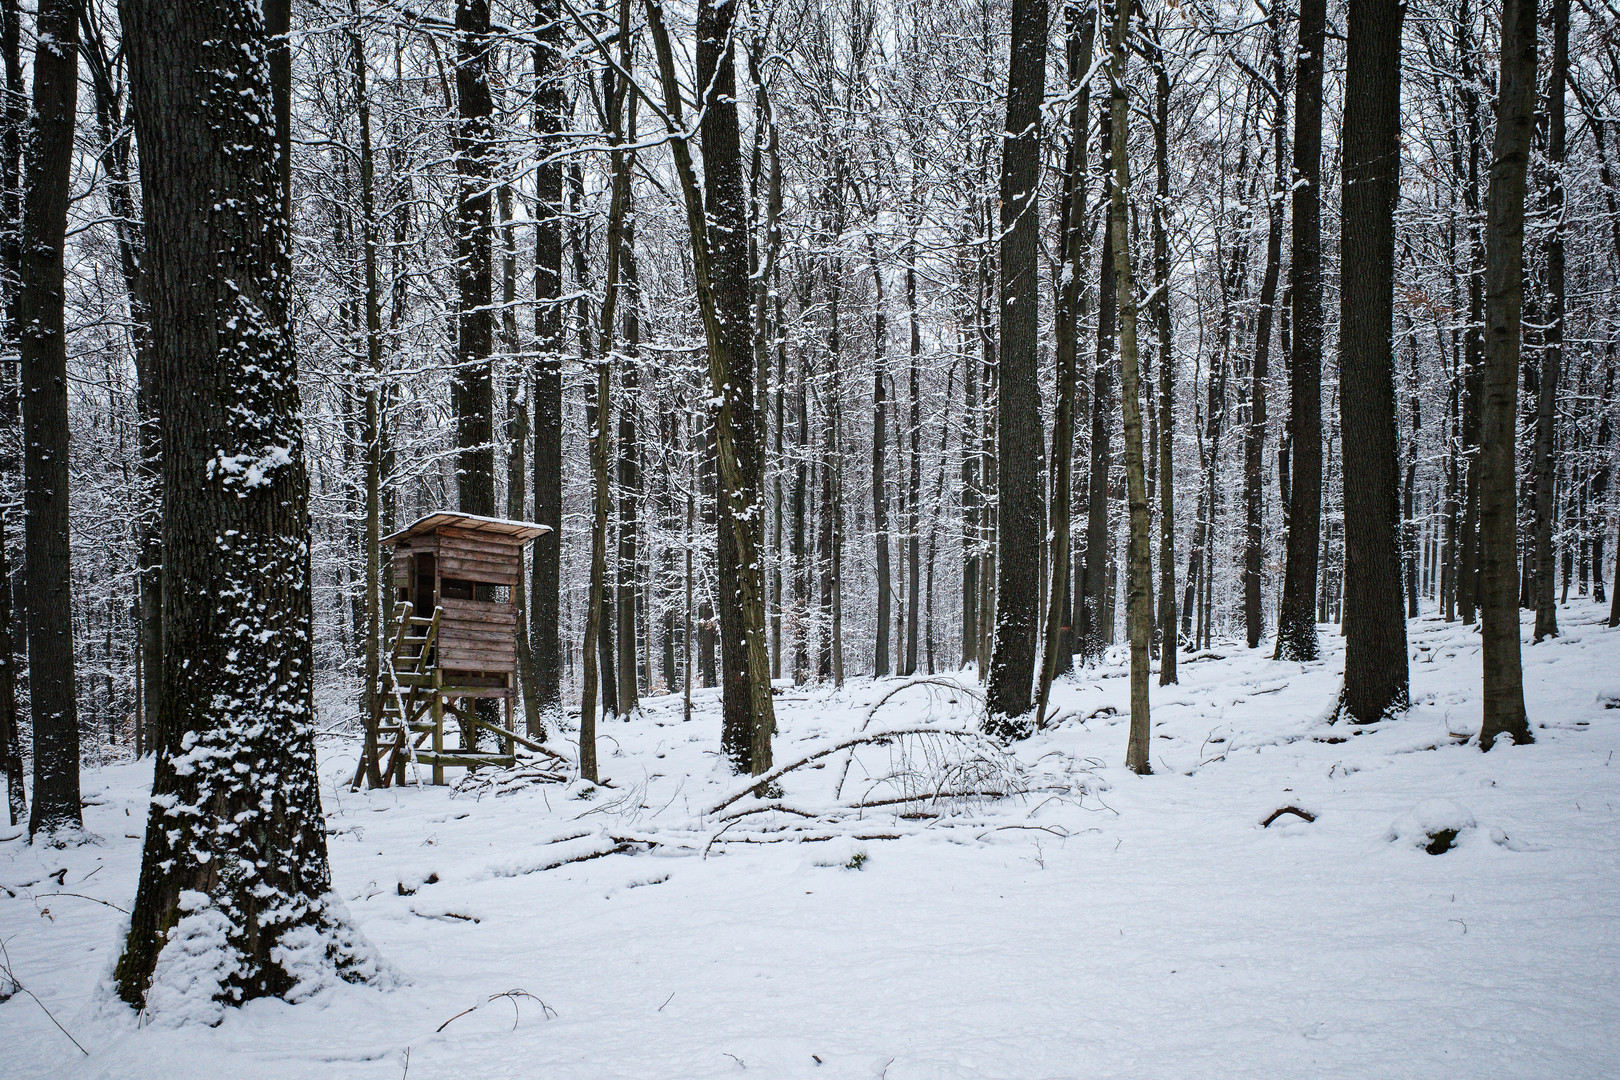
xmin=3 ymin=604 xmax=1618 ymax=1079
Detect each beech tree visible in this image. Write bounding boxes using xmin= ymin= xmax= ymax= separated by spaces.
xmin=1338 ymin=0 xmax=1409 ymax=722
xmin=1478 ymin=0 xmax=1537 ymax=748
xmin=18 ymin=0 xmax=82 ymax=839
xmin=1275 ymin=0 xmax=1325 ymax=663
xmin=115 ymin=0 xmax=381 ymax=1008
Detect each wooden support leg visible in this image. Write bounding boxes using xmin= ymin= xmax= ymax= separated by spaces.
xmin=431 ymin=690 xmax=444 ymax=786
xmin=504 ymin=682 xmax=515 ymax=758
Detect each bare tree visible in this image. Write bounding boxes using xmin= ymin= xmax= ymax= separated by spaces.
xmin=1478 ymin=0 xmax=1537 ymax=749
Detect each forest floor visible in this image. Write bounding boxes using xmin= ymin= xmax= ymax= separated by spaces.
xmin=3 ymin=604 xmax=1619 ymax=1079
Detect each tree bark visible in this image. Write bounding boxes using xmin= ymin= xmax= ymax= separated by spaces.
xmin=1338 ymin=0 xmax=1409 ymax=722
xmin=872 ymin=252 xmax=892 ymax=677
xmin=1081 ymin=83 xmax=1117 ymax=666
xmin=1149 ymin=17 xmax=1177 ymax=685
xmin=1037 ymin=0 xmax=1094 ymax=727
xmin=1532 ymin=0 xmax=1567 ymax=643
xmin=1245 ymin=15 xmax=1286 ymax=651
xmin=646 ymin=0 xmax=776 ymax=772
xmin=0 ymin=0 xmax=22 ymax=820
xmin=347 ymin=6 xmax=387 ymax=789
xmin=453 ymin=0 xmax=495 ymax=523
xmin=1109 ymin=0 xmax=1153 ymax=775
xmin=984 ymin=0 xmax=1048 ymax=729
xmin=530 ymin=0 xmax=565 ymax=735
xmin=1479 ymin=0 xmax=1537 ymax=748
xmin=116 ymin=0 xmax=376 ymax=1008
xmin=1276 ymin=0 xmax=1325 ymax=661
xmin=19 ymin=0 xmax=82 ymax=839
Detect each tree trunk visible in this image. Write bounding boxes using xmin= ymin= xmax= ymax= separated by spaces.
xmin=1532 ymin=0 xmax=1566 ymax=643
xmin=1276 ymin=0 xmax=1325 ymax=661
xmin=904 ymin=256 xmax=922 ymax=677
xmin=348 ymin=7 xmax=387 ymax=789
xmin=646 ymin=0 xmax=776 ymax=772
xmin=1457 ymin=0 xmax=1486 ymax=625
xmin=872 ymin=253 xmax=891 ymax=677
xmin=1081 ymin=89 xmax=1117 ymax=666
xmin=617 ymin=99 xmax=642 ymax=714
xmin=582 ymin=11 xmax=636 ymax=776
xmin=1150 ymin=18 xmax=1177 ymax=685
xmin=0 ymin=0 xmax=22 ymax=820
xmin=1245 ymin=17 xmax=1285 ymax=651
xmin=1478 ymin=0 xmax=1537 ymax=748
xmin=453 ymin=0 xmax=495 ymax=523
xmin=1338 ymin=0 xmax=1409 ymax=722
xmin=19 ymin=0 xmax=82 ymax=839
xmin=1037 ymin=0 xmax=1094 ymax=727
xmin=530 ymin=0 xmax=565 ymax=734
xmin=116 ymin=0 xmax=377 ymax=1009
xmin=1109 ymin=0 xmax=1152 ymax=775
xmin=984 ymin=0 xmax=1048 ymax=729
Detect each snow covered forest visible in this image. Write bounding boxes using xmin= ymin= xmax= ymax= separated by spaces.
xmin=2 ymin=0 xmax=1620 ymax=1072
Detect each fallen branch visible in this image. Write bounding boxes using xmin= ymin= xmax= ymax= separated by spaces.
xmin=1262 ymin=806 xmax=1317 ymax=827
xmin=707 ymin=726 xmax=996 ymax=817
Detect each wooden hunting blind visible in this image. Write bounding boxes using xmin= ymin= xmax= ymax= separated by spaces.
xmin=359 ymin=512 xmax=551 ymax=786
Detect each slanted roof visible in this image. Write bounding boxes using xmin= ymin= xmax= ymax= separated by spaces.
xmin=383 ymin=511 xmax=552 ymax=547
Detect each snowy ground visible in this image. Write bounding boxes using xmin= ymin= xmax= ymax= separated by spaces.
xmin=4 ymin=604 xmax=1619 ymax=1079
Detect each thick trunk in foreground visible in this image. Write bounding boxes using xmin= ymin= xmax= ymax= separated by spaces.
xmin=1276 ymin=0 xmax=1325 ymax=662
xmin=984 ymin=0 xmax=1048 ymax=730
xmin=19 ymin=0 xmax=82 ymax=839
xmin=1338 ymin=0 xmax=1409 ymax=722
xmin=116 ymin=0 xmax=381 ymax=1010
xmin=1478 ymin=0 xmax=1536 ymax=748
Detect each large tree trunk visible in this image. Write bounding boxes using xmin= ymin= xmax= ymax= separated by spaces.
xmin=1478 ymin=0 xmax=1537 ymax=748
xmin=530 ymin=0 xmax=564 ymax=735
xmin=18 ymin=0 xmax=82 ymax=839
xmin=1338 ymin=0 xmax=1409 ymax=723
xmin=1276 ymin=0 xmax=1325 ymax=661
xmin=1037 ymin=0 xmax=1094 ymax=727
xmin=646 ymin=0 xmax=776 ymax=772
xmin=115 ymin=0 xmax=379 ymax=1010
xmin=1108 ymin=0 xmax=1152 ymax=775
xmin=984 ymin=0 xmax=1048 ymax=729
xmin=1532 ymin=0 xmax=1567 ymax=643
xmin=1244 ymin=17 xmax=1286 ymax=651
xmin=453 ymin=0 xmax=495 ymax=522
xmin=1149 ymin=17 xmax=1177 ymax=685
xmin=581 ymin=14 xmax=636 ymax=777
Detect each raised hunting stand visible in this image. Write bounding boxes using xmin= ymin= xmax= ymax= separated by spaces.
xmin=357 ymin=512 xmax=551 ymax=787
